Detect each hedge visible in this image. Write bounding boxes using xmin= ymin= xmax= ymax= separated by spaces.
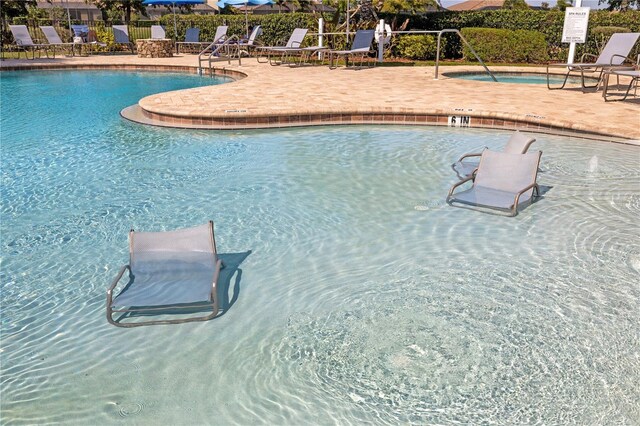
xmin=460 ymin=27 xmax=548 ymax=63
xmin=380 ymin=10 xmax=640 ymax=61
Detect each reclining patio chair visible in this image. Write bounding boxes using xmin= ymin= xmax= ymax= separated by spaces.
xmin=151 ymin=25 xmax=166 ymax=40
xmin=447 ymin=150 xmax=542 ymax=217
xmin=107 ymin=221 xmax=223 ymax=327
xmin=176 ymin=26 xmax=227 ymax=54
xmin=452 ymin=130 xmax=536 ymax=179
xmin=546 ymin=32 xmax=640 ymax=91
xmin=112 ymin=25 xmax=135 ymax=53
xmin=8 ymin=25 xmax=48 ymax=59
xmin=256 ymin=28 xmax=308 ymax=65
xmin=602 ymin=69 xmax=639 ymax=101
xmin=71 ymin=25 xmax=107 ymax=55
xmin=236 ymin=25 xmax=263 ymax=57
xmin=40 ymin=26 xmax=77 ymax=57
xmin=328 ymin=29 xmax=376 ymax=69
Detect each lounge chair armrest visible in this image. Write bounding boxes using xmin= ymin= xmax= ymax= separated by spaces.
xmin=579 ymin=53 xmax=598 ymax=63
xmin=447 ymin=175 xmax=475 ymax=199
xmin=610 ymin=54 xmax=632 ymax=67
xmin=107 ymin=265 xmax=131 ymax=296
xmin=457 ymin=149 xmax=485 ymax=163
xmin=512 ymin=183 xmax=540 ymax=210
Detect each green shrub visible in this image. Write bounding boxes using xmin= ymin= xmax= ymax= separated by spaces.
xmin=380 ymin=9 xmax=640 ymax=61
xmin=460 ymin=27 xmax=549 ymax=63
xmin=392 ymin=34 xmax=444 ymax=60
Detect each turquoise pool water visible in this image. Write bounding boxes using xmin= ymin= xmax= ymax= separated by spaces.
xmin=447 ymin=72 xmax=590 ymax=85
xmin=1 ymin=71 xmax=639 ymax=424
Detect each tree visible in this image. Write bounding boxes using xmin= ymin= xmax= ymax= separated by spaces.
xmin=553 ymin=0 xmax=572 ymax=10
xmin=502 ymin=0 xmax=530 ymax=9
xmin=90 ymin=0 xmax=148 ymax=22
xmin=598 ymin=0 xmax=639 ymax=10
xmin=0 ymin=0 xmax=37 ymax=20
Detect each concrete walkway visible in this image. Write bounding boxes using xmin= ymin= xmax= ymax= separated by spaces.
xmin=2 ymin=54 xmax=639 ymax=142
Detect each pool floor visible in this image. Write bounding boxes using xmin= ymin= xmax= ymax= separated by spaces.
xmin=1 ymin=71 xmax=639 ymax=424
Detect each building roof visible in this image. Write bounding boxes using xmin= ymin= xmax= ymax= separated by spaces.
xmin=446 ymin=0 xmax=505 ymax=10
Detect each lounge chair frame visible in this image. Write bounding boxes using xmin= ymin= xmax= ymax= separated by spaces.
xmin=107 ymin=221 xmax=222 ymax=327
xmin=447 ymin=150 xmax=542 ymax=217
xmin=255 ymin=28 xmax=308 ymax=65
xmin=112 ymin=25 xmax=135 ymax=53
xmin=546 ymin=32 xmax=640 ymax=91
xmin=8 ymin=25 xmax=48 ymax=60
xmin=40 ymin=26 xmax=77 ymax=58
xmin=602 ymin=67 xmax=639 ymax=101
xmin=328 ymin=29 xmax=376 ymax=69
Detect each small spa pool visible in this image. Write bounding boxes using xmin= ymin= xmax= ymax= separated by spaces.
xmin=445 ymin=71 xmax=596 ymax=85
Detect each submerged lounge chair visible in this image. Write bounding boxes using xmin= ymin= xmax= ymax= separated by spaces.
xmin=112 ymin=25 xmax=135 ymax=53
xmin=40 ymin=26 xmax=77 ymax=57
xmin=8 ymin=25 xmax=48 ymax=59
xmin=328 ymin=29 xmax=375 ymax=69
xmin=447 ymin=150 xmax=542 ymax=217
xmin=546 ymin=32 xmax=640 ymax=91
xmin=107 ymin=221 xmax=223 ymax=327
xmin=452 ymin=130 xmax=536 ymax=179
xmin=256 ymin=28 xmax=308 ymax=64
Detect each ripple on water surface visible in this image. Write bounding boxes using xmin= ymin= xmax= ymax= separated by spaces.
xmin=1 ymin=70 xmax=640 ymax=425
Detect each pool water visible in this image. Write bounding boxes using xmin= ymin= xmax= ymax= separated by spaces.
xmin=1 ymin=71 xmax=640 ymax=424
xmin=448 ymin=72 xmax=591 ymax=85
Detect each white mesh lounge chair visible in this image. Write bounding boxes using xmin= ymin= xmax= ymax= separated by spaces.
xmin=447 ymin=150 xmax=542 ymax=216
xmin=40 ymin=26 xmax=77 ymax=57
xmin=9 ymin=25 xmax=48 ymax=59
xmin=151 ymin=25 xmax=166 ymax=39
xmin=256 ymin=28 xmax=308 ymax=64
xmin=328 ymin=29 xmax=375 ymax=69
xmin=547 ymin=32 xmax=640 ymax=91
xmin=177 ymin=26 xmax=227 ymax=54
xmin=236 ymin=25 xmax=263 ymax=57
xmin=452 ymin=130 xmax=536 ymax=179
xmin=107 ymin=221 xmax=223 ymax=327
xmin=112 ymin=25 xmax=135 ymax=53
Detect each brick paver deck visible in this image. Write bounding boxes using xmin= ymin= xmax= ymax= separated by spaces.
xmin=2 ymin=54 xmax=638 ymax=142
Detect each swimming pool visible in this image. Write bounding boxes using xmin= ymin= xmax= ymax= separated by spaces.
xmin=1 ymin=70 xmax=639 ymax=424
xmin=445 ymin=71 xmax=596 ymax=85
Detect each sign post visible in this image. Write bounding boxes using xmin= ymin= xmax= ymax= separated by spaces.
xmin=562 ymin=2 xmax=590 ymax=64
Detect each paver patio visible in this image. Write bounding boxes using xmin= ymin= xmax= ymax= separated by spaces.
xmin=2 ymin=54 xmax=638 ymax=142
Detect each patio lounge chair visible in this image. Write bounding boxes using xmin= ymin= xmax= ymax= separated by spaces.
xmin=112 ymin=25 xmax=135 ymax=53
xmin=447 ymin=150 xmax=542 ymax=216
xmin=452 ymin=130 xmax=536 ymax=179
xmin=71 ymin=25 xmax=107 ymax=53
xmin=107 ymin=221 xmax=223 ymax=327
xmin=602 ymin=69 xmax=639 ymax=101
xmin=546 ymin=32 xmax=640 ymax=91
xmin=39 ymin=26 xmax=77 ymax=57
xmin=8 ymin=25 xmax=48 ymax=59
xmin=176 ymin=26 xmax=227 ymax=54
xmin=235 ymin=25 xmax=263 ymax=57
xmin=328 ymin=29 xmax=376 ymax=69
xmin=256 ymin=28 xmax=308 ymax=64
xmin=151 ymin=25 xmax=166 ymax=39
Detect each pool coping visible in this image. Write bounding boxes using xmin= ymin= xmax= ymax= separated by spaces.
xmin=3 ymin=61 xmax=639 ymax=145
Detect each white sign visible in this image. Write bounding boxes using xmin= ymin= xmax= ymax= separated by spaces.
xmin=448 ymin=116 xmax=471 ymax=127
xmin=562 ymin=7 xmax=590 ymax=44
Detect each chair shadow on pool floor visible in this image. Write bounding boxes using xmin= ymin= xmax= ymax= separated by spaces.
xmin=112 ymin=250 xmax=252 ymax=325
